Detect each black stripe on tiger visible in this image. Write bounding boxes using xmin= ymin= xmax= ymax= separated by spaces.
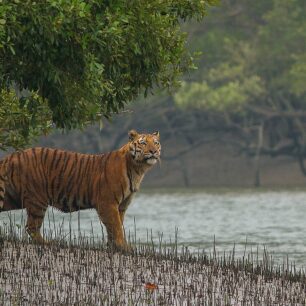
xmin=103 ymin=152 xmax=112 ymax=185
xmin=49 ymin=149 xmax=59 ymax=170
xmin=40 ymin=149 xmax=51 ymax=200
xmin=120 ymin=184 xmax=125 ymax=202
xmin=127 ymin=168 xmax=134 ymax=193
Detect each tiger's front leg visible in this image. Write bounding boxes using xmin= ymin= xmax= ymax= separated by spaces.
xmin=25 ymin=205 xmax=48 ymax=244
xmin=97 ymin=204 xmax=132 ymax=253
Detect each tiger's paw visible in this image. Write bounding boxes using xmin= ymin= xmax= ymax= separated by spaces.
xmin=29 ymin=232 xmax=49 ymax=245
xmin=107 ymin=241 xmax=134 ymax=254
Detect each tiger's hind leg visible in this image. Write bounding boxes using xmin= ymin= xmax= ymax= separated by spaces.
xmin=25 ymin=205 xmax=48 ymax=244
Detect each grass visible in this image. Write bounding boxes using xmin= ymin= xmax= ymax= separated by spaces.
xmin=0 ymin=221 xmax=306 ymax=305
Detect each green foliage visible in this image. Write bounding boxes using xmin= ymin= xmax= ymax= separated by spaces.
xmin=0 ymin=89 xmax=52 ymax=150
xmin=288 ymin=54 xmax=306 ymax=96
xmin=0 ymin=0 xmax=217 ymax=150
xmin=175 ymin=44 xmax=265 ymax=112
xmin=174 ymin=0 xmax=306 ymax=113
xmin=256 ymin=0 xmax=306 ymax=100
xmin=175 ymin=75 xmax=264 ymax=112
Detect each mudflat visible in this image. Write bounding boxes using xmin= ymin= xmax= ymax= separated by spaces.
xmin=0 ymin=238 xmax=305 ymax=305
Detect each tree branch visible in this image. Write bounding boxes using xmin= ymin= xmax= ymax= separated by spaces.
xmin=247 ymin=105 xmax=306 ymax=119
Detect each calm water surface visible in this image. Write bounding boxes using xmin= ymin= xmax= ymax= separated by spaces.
xmin=1 ymin=189 xmax=306 ymax=266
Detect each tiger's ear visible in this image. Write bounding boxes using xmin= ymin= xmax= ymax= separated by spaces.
xmin=128 ymin=129 xmax=138 ymax=141
xmin=152 ymin=131 xmax=160 ymax=139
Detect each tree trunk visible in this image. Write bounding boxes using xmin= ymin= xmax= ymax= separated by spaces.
xmin=254 ymin=123 xmax=264 ymax=187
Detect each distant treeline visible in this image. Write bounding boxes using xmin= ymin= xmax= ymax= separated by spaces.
xmin=171 ymin=0 xmax=306 ymax=180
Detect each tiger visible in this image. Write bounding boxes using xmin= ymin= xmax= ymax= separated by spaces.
xmin=0 ymin=130 xmax=161 ymax=252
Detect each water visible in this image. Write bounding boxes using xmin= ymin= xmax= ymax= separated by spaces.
xmin=1 ymin=189 xmax=306 ymax=266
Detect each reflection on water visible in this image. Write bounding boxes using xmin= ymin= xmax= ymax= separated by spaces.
xmin=1 ymin=189 xmax=306 ymax=266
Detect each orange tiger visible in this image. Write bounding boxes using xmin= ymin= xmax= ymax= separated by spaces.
xmin=0 ymin=130 xmax=161 ymax=251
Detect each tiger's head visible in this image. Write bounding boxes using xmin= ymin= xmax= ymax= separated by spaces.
xmin=128 ymin=130 xmax=161 ymax=166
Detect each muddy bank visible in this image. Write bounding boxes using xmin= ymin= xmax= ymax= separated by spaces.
xmin=1 ymin=235 xmax=306 ymax=305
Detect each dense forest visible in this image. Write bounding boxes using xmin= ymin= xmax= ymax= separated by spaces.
xmin=1 ymin=0 xmax=306 ymax=187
